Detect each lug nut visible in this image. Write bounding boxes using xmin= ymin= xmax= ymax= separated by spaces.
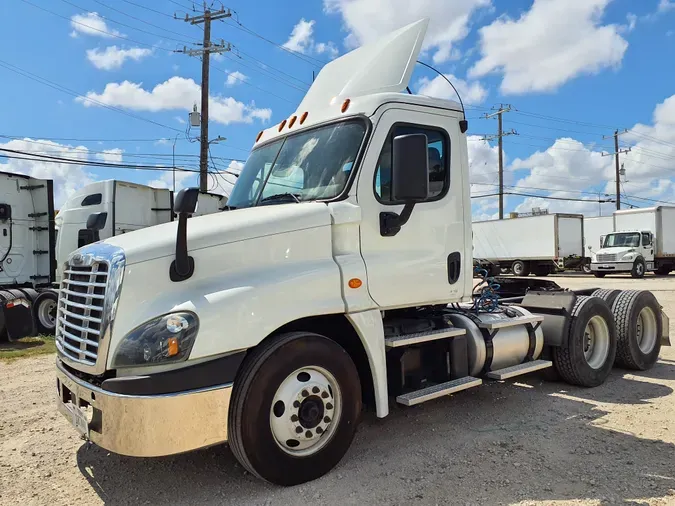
xmin=291 ymin=415 xmax=298 ymax=422
xmin=301 ymin=390 xmax=309 ymax=397
xmin=293 ymin=401 xmax=300 ymax=408
xmin=324 ymin=416 xmax=331 ymax=423
xmin=316 ymin=427 xmax=324 ymax=434
xmin=305 ymin=431 xmax=312 ymax=438
xmin=312 ymin=386 xmax=320 ymax=394
xmin=321 ymin=392 xmax=329 ymax=399
xmin=295 ymin=426 xmax=303 ymax=434
xmin=326 ymin=403 xmax=333 ymax=410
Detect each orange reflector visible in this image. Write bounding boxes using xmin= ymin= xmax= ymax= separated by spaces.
xmin=255 ymin=130 xmax=264 ymax=142
xmin=167 ymin=337 xmax=179 ymax=357
xmin=341 ymin=99 xmax=351 ymax=113
xmin=278 ymin=120 xmax=287 ymax=132
xmin=300 ymin=111 xmax=308 ymax=124
xmin=288 ymin=115 xmax=297 ymax=128
xmin=348 ymin=278 xmax=362 ymax=289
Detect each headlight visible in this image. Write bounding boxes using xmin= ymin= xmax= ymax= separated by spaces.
xmin=111 ymin=311 xmax=199 ymax=368
xmin=622 ymin=253 xmax=636 ymax=260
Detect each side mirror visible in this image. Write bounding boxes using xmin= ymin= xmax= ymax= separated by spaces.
xmin=391 ymin=134 xmax=429 ymax=202
xmin=174 ymin=187 xmax=199 ymax=214
xmin=86 ymin=212 xmax=107 ymax=231
xmin=381 ymin=134 xmax=429 ymax=237
xmin=170 ymin=188 xmax=199 ymax=282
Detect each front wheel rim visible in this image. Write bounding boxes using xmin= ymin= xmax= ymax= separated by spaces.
xmin=637 ymin=263 xmax=644 ymax=275
xmin=38 ymin=299 xmax=56 ymax=328
xmin=270 ymin=366 xmax=342 ymax=457
xmin=583 ymin=315 xmax=611 ymax=369
xmin=637 ymin=306 xmax=658 ymax=354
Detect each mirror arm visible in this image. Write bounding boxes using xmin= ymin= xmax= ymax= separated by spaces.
xmin=380 ymin=202 xmax=416 ymax=237
xmin=169 ymin=211 xmax=195 ymax=282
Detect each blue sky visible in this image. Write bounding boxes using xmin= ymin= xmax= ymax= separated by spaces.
xmin=1 ymin=0 xmax=674 ymax=215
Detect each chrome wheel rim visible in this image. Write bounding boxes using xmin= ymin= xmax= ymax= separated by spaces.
xmin=38 ymin=299 xmax=57 ymax=329
xmin=637 ymin=306 xmax=658 ymax=354
xmin=270 ymin=366 xmax=341 ymax=457
xmin=637 ymin=263 xmax=644 ymax=276
xmin=583 ymin=315 xmax=610 ymax=369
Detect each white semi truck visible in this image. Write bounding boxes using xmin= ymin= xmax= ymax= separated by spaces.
xmin=591 ymin=206 xmax=675 ymax=278
xmin=54 ymin=20 xmax=670 ymax=486
xmin=473 ymin=213 xmax=587 ymax=276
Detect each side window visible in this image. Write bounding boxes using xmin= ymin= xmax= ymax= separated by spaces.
xmin=374 ymin=125 xmax=449 ymax=204
xmin=81 ymin=193 xmax=102 ymax=206
xmin=642 ymin=232 xmax=652 ymax=247
xmin=77 ymin=229 xmax=97 ymax=248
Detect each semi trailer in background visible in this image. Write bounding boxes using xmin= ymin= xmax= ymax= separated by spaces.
xmin=473 ymin=213 xmax=587 ymax=276
xmin=591 ymin=206 xmax=675 ymax=278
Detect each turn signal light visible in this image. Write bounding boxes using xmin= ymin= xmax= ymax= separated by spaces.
xmin=348 ymin=278 xmax=362 ymax=289
xmin=341 ymin=99 xmax=351 ymax=113
xmin=288 ymin=115 xmax=297 ymax=128
xmin=167 ymin=337 xmax=179 ymax=357
xmin=300 ymin=111 xmax=308 ymax=124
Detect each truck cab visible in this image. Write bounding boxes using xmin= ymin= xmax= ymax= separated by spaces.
xmin=53 ymin=19 xmax=669 ymax=487
xmin=591 ymin=230 xmax=654 ymax=278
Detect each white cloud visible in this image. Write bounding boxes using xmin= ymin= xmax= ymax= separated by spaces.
xmin=659 ymin=0 xmax=675 ymax=13
xmin=147 ymin=169 xmax=197 ymax=192
xmin=96 ymin=148 xmax=123 ymax=163
xmin=470 ymin=0 xmax=628 ymax=94
xmin=283 ymin=19 xmax=340 ymax=59
xmin=0 ymin=139 xmax=96 ymax=206
xmin=76 ymin=76 xmax=272 ymax=125
xmin=226 ymin=70 xmax=248 ymax=87
xmin=417 ymin=74 xmax=488 ymax=105
xmin=175 ymin=115 xmax=186 ymax=124
xmin=70 ymin=12 xmax=122 ymax=38
xmin=324 ymin=0 xmax=490 ymax=63
xmin=283 ymin=19 xmax=316 ymax=53
xmin=86 ymin=46 xmax=153 ymax=70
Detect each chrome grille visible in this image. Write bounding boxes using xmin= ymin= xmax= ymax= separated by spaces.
xmin=596 ymin=253 xmax=618 ymax=262
xmin=56 ymin=263 xmax=109 ymax=366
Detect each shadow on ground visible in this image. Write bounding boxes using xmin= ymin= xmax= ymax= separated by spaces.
xmin=77 ymin=366 xmax=675 ymax=506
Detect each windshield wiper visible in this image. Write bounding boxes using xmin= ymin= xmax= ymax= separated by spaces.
xmin=259 ymin=193 xmax=301 ymax=204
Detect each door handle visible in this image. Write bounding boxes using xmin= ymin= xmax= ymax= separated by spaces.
xmin=447 ymin=252 xmax=461 ymax=284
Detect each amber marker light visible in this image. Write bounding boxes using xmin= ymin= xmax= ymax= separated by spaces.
xmin=300 ymin=111 xmax=309 ymax=124
xmin=348 ymin=278 xmax=362 ymax=289
xmin=288 ymin=115 xmax=297 ymax=128
xmin=341 ymin=99 xmax=351 ymax=113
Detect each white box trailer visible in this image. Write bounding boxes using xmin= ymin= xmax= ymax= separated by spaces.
xmin=583 ymin=216 xmax=614 ymax=256
xmin=473 ymin=213 xmax=586 ymax=276
xmin=591 ymin=206 xmax=675 ymax=277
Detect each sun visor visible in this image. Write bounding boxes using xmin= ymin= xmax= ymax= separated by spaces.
xmin=298 ymin=18 xmax=429 ymax=112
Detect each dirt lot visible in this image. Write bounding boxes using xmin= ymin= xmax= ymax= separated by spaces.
xmin=1 ymin=275 xmax=674 ymax=506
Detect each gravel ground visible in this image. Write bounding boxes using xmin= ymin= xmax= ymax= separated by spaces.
xmin=1 ymin=275 xmax=675 ymax=506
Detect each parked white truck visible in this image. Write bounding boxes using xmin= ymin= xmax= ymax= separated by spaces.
xmin=591 ymin=206 xmax=675 ymax=278
xmin=54 ymin=20 xmax=670 ymax=486
xmin=473 ymin=213 xmax=586 ymax=276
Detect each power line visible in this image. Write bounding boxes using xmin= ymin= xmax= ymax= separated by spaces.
xmin=471 ymin=191 xmax=615 ymax=203
xmin=0 ymin=59 xmax=183 ymax=133
xmin=120 ymin=0 xmax=175 ymax=19
xmin=209 ymin=64 xmax=297 ymax=104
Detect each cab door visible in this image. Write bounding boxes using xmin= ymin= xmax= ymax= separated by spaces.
xmin=357 ymin=106 xmax=468 ymax=308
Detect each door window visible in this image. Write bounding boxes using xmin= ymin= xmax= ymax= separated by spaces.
xmin=642 ymin=232 xmax=652 ymax=247
xmin=374 ymin=125 xmax=449 ymax=204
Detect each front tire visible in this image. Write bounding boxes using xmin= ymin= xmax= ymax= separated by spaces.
xmin=228 ymin=332 xmax=362 ymax=486
xmin=612 ymin=290 xmax=662 ymax=370
xmin=553 ymin=296 xmax=617 ymax=387
xmin=631 ymin=258 xmax=646 ymax=279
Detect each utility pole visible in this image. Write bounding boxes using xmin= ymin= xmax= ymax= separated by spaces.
xmin=176 ymin=6 xmax=232 ymax=192
xmin=483 ymin=104 xmax=515 ymax=219
xmin=602 ymin=129 xmax=631 ymax=211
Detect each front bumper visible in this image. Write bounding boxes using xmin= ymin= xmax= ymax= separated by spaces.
xmin=591 ymin=261 xmax=634 ymax=272
xmin=56 ymin=359 xmax=232 ymax=457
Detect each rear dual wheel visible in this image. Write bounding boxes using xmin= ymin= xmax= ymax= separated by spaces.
xmin=553 ymin=296 xmax=617 ymax=387
xmin=228 ymin=332 xmax=362 ymax=486
xmin=512 ymin=260 xmax=530 ymax=277
xmin=612 ymin=290 xmax=662 ymax=370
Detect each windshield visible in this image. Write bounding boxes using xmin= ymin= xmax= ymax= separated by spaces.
xmin=603 ymin=232 xmax=640 ymax=248
xmin=227 ymin=119 xmax=366 ymax=209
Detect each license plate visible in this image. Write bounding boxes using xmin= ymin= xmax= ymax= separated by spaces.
xmin=67 ymin=403 xmax=89 ymax=438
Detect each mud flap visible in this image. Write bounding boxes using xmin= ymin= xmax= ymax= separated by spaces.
xmin=0 ymin=297 xmax=36 ymax=341
xmin=661 ymin=310 xmax=671 ymax=346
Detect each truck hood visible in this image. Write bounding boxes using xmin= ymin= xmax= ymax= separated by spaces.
xmin=102 ymin=203 xmax=332 ymax=265
xmin=594 ymin=246 xmax=636 ymax=258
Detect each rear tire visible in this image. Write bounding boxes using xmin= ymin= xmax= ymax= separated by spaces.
xmin=533 ymin=266 xmax=550 ymax=277
xmin=512 ymin=260 xmax=530 ymax=277
xmin=228 ymin=331 xmax=362 ymax=486
xmin=654 ymin=266 xmax=671 ymax=276
xmin=592 ymin=289 xmax=621 ymax=309
xmin=33 ymin=290 xmax=58 ymax=335
xmin=612 ymin=290 xmax=662 ymax=371
xmin=631 ymin=258 xmax=646 ymax=279
xmin=594 ymin=272 xmax=606 ymax=278
xmin=553 ymin=296 xmax=617 ymax=387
